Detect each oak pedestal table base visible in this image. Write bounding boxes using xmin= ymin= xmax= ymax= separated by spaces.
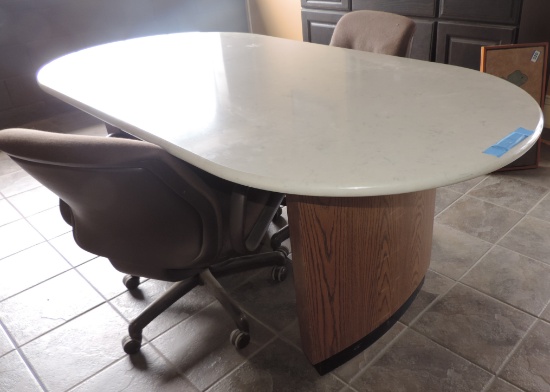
xmin=287 ymin=189 xmax=436 ymax=374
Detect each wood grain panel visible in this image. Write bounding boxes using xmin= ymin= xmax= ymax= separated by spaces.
xmin=287 ymin=190 xmax=435 ymax=364
xmin=436 ymin=22 xmax=516 ymax=70
xmin=439 ymin=0 xmax=521 ymax=25
xmin=409 ymin=19 xmax=435 ymax=61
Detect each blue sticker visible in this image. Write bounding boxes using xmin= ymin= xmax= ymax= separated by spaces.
xmin=483 ymin=127 xmax=534 ymax=157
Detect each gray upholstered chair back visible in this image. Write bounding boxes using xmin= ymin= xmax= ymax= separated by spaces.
xmin=330 ymin=10 xmax=416 ymax=57
xmin=0 ymin=129 xmax=274 ymax=281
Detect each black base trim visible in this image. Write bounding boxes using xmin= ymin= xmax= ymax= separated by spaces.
xmin=313 ymin=277 xmax=425 ymax=375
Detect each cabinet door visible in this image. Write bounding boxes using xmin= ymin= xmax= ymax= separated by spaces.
xmin=301 ymin=10 xmax=346 ymax=44
xmin=409 ymin=19 xmax=435 ymax=61
xmin=436 ymin=22 xmax=516 ymax=70
xmin=301 ymin=0 xmax=350 ymax=11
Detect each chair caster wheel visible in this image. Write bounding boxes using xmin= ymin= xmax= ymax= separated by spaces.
xmin=271 ymin=266 xmax=287 ymax=282
xmin=123 ymin=275 xmax=140 ymax=290
xmin=122 ymin=336 xmax=142 ymax=354
xmin=230 ymin=329 xmax=250 ymax=349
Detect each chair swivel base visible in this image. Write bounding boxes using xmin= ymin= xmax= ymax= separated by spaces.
xmin=120 ymin=252 xmax=288 ymax=355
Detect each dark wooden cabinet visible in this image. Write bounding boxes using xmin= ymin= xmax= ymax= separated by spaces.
xmin=302 ymin=0 xmax=550 ymax=70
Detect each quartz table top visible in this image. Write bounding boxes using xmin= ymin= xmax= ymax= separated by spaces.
xmin=37 ymin=32 xmax=543 ymax=197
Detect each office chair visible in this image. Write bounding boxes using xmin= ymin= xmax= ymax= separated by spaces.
xmin=330 ymin=10 xmax=416 ymax=57
xmin=0 ymin=128 xmax=290 ymax=354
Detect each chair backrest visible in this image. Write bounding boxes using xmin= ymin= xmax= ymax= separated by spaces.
xmin=0 ymin=129 xmax=279 ymax=281
xmin=330 ymin=10 xmax=416 ymax=57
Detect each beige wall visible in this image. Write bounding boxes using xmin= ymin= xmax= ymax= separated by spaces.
xmin=247 ymin=0 xmax=302 ymax=41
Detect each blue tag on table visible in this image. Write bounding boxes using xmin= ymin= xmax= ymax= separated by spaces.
xmin=483 ymin=127 xmax=534 ymax=157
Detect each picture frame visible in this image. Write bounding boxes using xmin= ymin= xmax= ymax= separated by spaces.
xmin=480 ymin=42 xmax=548 ymax=170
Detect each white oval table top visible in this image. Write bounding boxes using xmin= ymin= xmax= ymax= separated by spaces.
xmin=37 ymin=32 xmax=543 ymax=197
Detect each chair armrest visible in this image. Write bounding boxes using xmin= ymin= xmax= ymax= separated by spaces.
xmin=105 ymin=123 xmax=139 ymax=140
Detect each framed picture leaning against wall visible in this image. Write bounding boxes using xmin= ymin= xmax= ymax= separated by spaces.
xmin=481 ymin=42 xmax=548 ymax=170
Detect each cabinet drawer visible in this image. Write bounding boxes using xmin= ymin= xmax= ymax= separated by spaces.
xmin=436 ymin=22 xmax=516 ymax=70
xmin=301 ymin=0 xmax=350 ymax=11
xmin=302 ymin=10 xmax=346 ymax=44
xmin=352 ymin=0 xmax=437 ymax=18
xmin=439 ymin=0 xmax=521 ymax=25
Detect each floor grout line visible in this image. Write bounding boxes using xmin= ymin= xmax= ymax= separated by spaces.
xmin=492 ymin=317 xmax=540 ymax=391
xmin=0 ymin=318 xmax=49 ymax=392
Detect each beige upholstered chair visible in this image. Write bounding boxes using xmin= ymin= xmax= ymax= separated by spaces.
xmin=0 ymin=128 xmax=290 ymax=354
xmin=330 ymin=10 xmax=416 ymax=57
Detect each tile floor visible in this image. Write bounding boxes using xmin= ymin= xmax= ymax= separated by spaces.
xmin=1 ymin=111 xmax=550 ymax=391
